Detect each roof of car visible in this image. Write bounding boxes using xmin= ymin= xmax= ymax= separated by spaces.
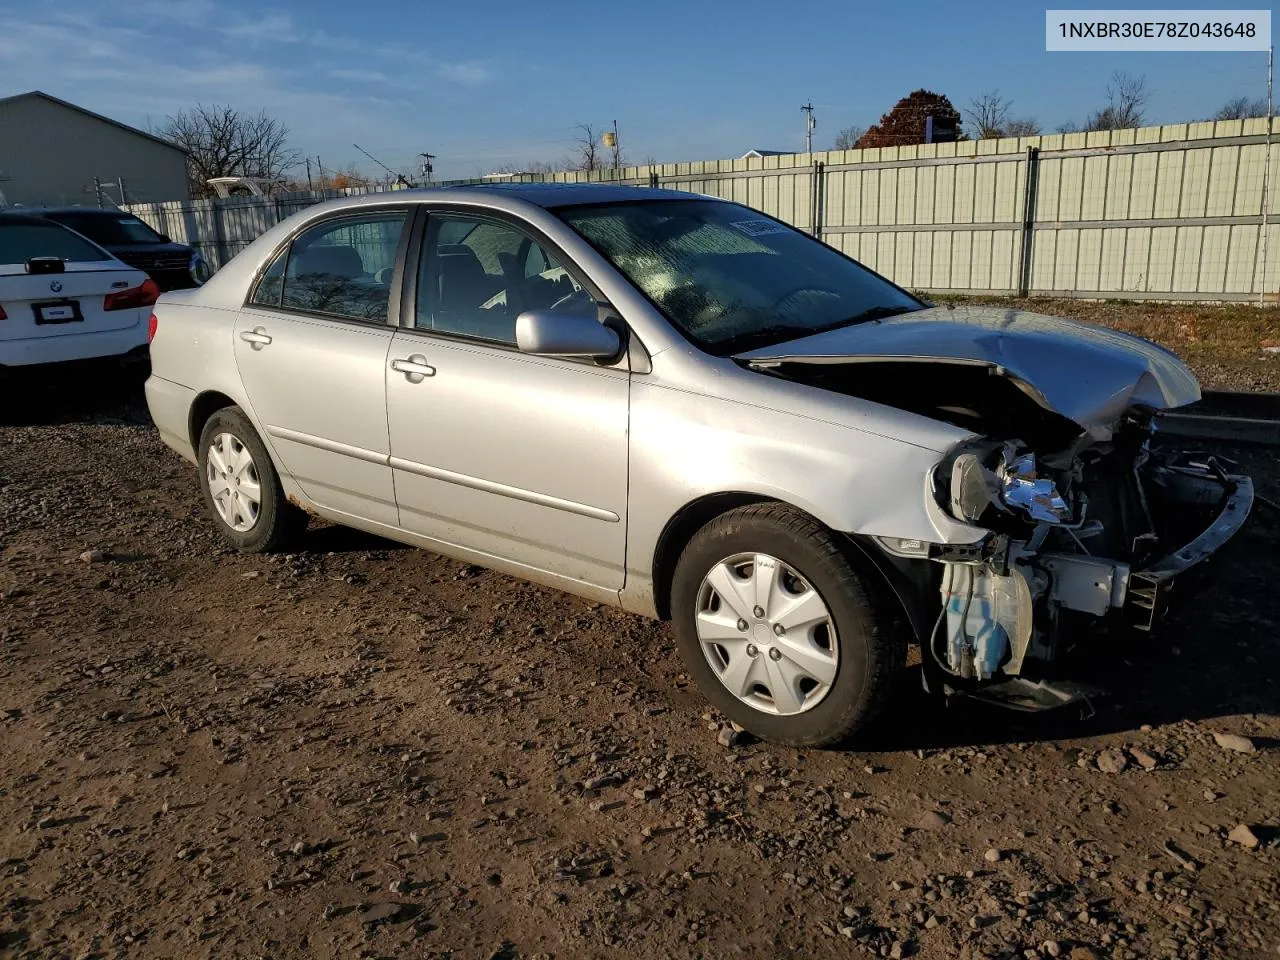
xmin=0 ymin=211 xmax=60 ymax=225
xmin=417 ymin=182 xmax=700 ymax=208
xmin=19 ymin=207 xmax=131 ymax=217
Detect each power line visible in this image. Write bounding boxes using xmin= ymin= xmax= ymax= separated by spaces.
xmin=353 ymin=143 xmax=415 ymax=188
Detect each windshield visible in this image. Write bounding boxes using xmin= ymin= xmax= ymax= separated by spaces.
xmin=46 ymin=213 xmax=165 ymax=246
xmin=556 ymin=199 xmax=922 ymax=354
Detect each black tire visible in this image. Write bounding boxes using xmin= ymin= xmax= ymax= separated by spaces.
xmin=196 ymin=406 xmax=307 ymax=553
xmin=670 ymin=502 xmax=905 ymax=747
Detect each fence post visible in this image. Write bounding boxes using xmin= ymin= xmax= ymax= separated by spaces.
xmin=212 ymin=199 xmax=229 ymax=268
xmin=1017 ymin=147 xmax=1040 ymax=298
xmin=811 ymin=161 xmax=825 ymax=237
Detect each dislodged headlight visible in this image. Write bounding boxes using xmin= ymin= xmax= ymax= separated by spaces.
xmin=946 ymin=445 xmax=1070 ymax=525
xmin=998 ymin=452 xmax=1070 ymax=523
xmin=190 ymin=253 xmax=212 ymax=285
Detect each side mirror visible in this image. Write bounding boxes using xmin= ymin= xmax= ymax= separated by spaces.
xmin=516 ymin=309 xmax=622 ymax=361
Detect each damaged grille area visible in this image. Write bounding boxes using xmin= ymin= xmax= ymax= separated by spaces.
xmin=922 ymin=429 xmax=1253 ymax=710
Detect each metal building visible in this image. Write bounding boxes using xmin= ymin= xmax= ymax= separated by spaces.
xmin=0 ymin=91 xmax=190 ymax=208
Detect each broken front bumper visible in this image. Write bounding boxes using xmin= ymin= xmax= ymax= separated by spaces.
xmin=1125 ymin=473 xmax=1253 ymax=630
xmin=926 ymin=465 xmax=1253 ymax=711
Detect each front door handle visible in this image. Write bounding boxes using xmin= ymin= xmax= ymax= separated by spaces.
xmin=240 ymin=327 xmax=272 ymax=348
xmin=391 ymin=354 xmax=436 ymax=383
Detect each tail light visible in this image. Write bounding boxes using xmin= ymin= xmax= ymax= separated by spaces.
xmin=148 ymin=312 xmax=158 ymax=343
xmin=104 ymin=278 xmax=161 ymax=312
xmin=0 ymin=304 xmax=7 ymax=321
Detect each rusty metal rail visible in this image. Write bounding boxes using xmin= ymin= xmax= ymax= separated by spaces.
xmin=1157 ymin=391 xmax=1280 ymax=446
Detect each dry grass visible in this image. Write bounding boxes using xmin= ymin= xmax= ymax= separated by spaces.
xmin=929 ymin=296 xmax=1280 ymax=394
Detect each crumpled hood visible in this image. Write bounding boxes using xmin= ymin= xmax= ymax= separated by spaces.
xmin=737 ymin=305 xmax=1201 ymax=435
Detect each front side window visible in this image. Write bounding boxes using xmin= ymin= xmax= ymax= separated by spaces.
xmin=262 ymin=212 xmax=406 ymax=322
xmin=415 ymin=215 xmax=592 ymax=345
xmin=556 ymin=199 xmax=922 ymax=355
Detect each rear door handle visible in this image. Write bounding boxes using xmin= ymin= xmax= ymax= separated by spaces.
xmin=240 ymin=327 xmax=272 ymax=347
xmin=391 ymin=354 xmax=436 ymax=382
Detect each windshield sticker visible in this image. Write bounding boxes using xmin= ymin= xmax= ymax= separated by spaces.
xmin=728 ymin=219 xmax=789 ymax=237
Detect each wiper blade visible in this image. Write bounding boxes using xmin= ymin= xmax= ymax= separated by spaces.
xmin=827 ymin=304 xmax=920 ymax=328
xmin=720 ymin=306 xmax=920 ymax=356
xmin=715 ymin=324 xmax=820 ymax=354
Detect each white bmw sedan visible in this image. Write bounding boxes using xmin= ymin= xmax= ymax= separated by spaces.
xmin=0 ymin=211 xmax=158 ymax=370
xmin=145 ymin=184 xmax=1251 ymax=746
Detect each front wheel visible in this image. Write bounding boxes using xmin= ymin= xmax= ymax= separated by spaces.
xmin=670 ymin=503 xmax=905 ymax=747
xmin=197 ymin=406 xmax=307 ymax=552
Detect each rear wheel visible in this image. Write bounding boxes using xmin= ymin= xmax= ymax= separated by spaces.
xmin=671 ymin=503 xmax=905 ymax=746
xmin=197 ymin=406 xmax=306 ymax=552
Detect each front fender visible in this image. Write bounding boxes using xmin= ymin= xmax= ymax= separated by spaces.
xmin=621 ymin=378 xmax=985 ymax=616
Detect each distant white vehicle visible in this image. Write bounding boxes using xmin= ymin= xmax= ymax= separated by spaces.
xmin=0 ymin=211 xmax=158 ymax=369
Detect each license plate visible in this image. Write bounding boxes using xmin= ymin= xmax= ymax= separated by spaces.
xmin=32 ymin=300 xmax=83 ymax=324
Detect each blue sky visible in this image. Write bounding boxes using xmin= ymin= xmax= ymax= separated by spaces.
xmin=0 ymin=0 xmax=1269 ymax=188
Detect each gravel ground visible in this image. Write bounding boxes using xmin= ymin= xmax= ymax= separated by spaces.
xmin=1 ymin=371 xmax=1278 ymax=960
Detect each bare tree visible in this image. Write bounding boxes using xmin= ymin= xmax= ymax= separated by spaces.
xmin=965 ymin=91 xmax=1012 ymax=139
xmin=159 ymin=104 xmax=299 ymax=197
xmin=1211 ymin=96 xmax=1269 ymax=120
xmin=1084 ymin=72 xmax=1149 ymax=131
xmin=572 ymin=123 xmax=604 ymax=172
xmin=1004 ymin=117 xmax=1042 ymax=137
xmin=832 ymin=125 xmax=867 ymax=150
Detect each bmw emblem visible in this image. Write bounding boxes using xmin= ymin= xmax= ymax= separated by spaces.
xmin=49 ymin=280 xmax=63 ymax=293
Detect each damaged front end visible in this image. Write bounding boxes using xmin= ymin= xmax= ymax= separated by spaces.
xmin=918 ymin=419 xmax=1253 ymax=710
xmin=738 ymin=305 xmax=1254 ymax=711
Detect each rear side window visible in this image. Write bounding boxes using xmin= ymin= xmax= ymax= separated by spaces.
xmin=248 ymin=212 xmax=406 ymax=322
xmin=0 ymin=222 xmax=109 ymax=264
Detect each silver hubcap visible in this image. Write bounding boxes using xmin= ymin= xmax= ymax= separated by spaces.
xmin=695 ymin=552 xmax=838 ymax=715
xmin=206 ymin=432 xmax=262 ymax=533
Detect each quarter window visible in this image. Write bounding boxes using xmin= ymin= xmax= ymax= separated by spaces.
xmin=415 ymin=215 xmax=592 ymax=345
xmin=250 ymin=247 xmax=286 ymax=307
xmin=253 ymin=213 xmax=406 ymax=322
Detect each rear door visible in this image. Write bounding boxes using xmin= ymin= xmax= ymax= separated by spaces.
xmin=233 ymin=208 xmax=412 ymax=527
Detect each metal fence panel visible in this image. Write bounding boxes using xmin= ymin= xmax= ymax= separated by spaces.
xmin=122 ymin=117 xmax=1279 ymax=302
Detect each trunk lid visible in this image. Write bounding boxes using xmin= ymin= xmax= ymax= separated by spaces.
xmin=0 ymin=262 xmax=148 ymax=340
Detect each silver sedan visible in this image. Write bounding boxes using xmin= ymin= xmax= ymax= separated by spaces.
xmin=145 ymin=184 xmax=1251 ymax=745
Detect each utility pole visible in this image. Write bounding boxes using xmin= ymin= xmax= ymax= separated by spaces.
xmin=1261 ymin=44 xmax=1274 ymax=306
xmin=801 ymin=101 xmax=816 ymax=153
xmin=419 ymin=152 xmax=435 ymax=183
xmin=305 ymin=157 xmax=313 ymax=191
xmin=612 ymin=120 xmax=621 ymax=171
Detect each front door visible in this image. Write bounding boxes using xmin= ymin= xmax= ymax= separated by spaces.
xmin=234 ymin=210 xmax=409 ymax=526
xmin=385 ymin=211 xmax=629 ymax=590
